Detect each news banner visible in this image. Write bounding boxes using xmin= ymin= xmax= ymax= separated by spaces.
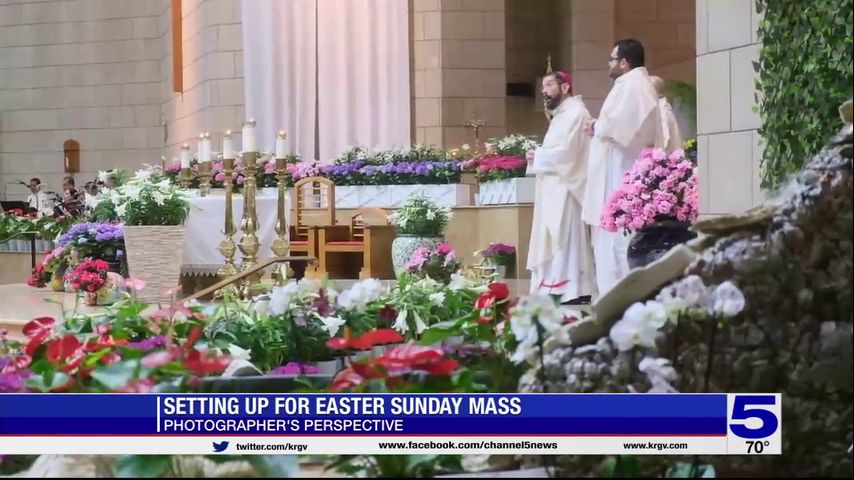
xmin=0 ymin=393 xmax=781 ymax=455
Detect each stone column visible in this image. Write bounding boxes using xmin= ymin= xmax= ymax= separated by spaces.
xmin=558 ymin=0 xmax=615 ymax=117
xmin=696 ymin=0 xmax=763 ymax=217
xmin=412 ymin=0 xmax=507 ymax=149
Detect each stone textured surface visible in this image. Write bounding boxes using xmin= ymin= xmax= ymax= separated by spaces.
xmin=523 ymin=117 xmax=854 ymax=477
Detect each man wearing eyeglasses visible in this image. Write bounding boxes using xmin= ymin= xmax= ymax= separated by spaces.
xmin=581 ymin=38 xmax=664 ymax=296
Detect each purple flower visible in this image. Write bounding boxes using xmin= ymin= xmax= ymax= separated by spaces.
xmin=126 ymin=336 xmax=168 ymax=351
xmin=270 ymin=362 xmax=321 ymax=375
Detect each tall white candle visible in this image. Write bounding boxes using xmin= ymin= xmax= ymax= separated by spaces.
xmin=180 ymin=144 xmax=191 ymax=168
xmin=242 ymin=119 xmax=257 ymax=153
xmin=197 ymin=134 xmax=205 ymax=161
xmin=222 ymin=130 xmax=233 ymax=159
xmin=275 ymin=130 xmax=287 ymax=159
xmin=201 ymin=133 xmax=212 ymax=163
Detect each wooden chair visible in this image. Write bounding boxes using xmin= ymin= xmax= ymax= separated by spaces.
xmin=315 ymin=207 xmax=396 ymax=279
xmin=290 ymin=177 xmax=336 ymax=276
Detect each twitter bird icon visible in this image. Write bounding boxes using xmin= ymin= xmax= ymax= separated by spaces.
xmin=212 ymin=441 xmax=229 ymax=453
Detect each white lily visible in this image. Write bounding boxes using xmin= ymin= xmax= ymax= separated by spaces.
xmin=710 ymin=281 xmax=745 ymax=317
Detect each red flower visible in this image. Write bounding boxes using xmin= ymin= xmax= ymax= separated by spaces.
xmin=46 ymin=335 xmax=83 ymax=363
xmin=374 ymin=344 xmax=459 ymax=377
xmin=475 ymin=282 xmax=510 ymax=310
xmin=181 ymin=326 xmax=202 ymax=351
xmin=182 ymin=349 xmax=231 ymax=376
xmin=327 ymin=328 xmax=403 ymax=351
xmin=22 ymin=317 xmax=56 ymax=356
xmin=329 ymin=366 xmax=366 ymax=392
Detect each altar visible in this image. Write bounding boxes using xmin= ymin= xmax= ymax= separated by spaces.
xmin=181 ymin=190 xmax=286 ymax=276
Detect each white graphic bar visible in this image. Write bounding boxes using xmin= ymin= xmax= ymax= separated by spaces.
xmin=0 ymin=436 xmax=778 ymax=455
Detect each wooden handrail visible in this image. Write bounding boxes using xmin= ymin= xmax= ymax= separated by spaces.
xmin=177 ymin=255 xmax=317 ymax=304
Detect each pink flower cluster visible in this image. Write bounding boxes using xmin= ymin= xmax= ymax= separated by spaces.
xmin=600 ymin=148 xmax=698 ymax=233
xmin=405 ymin=243 xmax=458 ymax=272
xmin=475 ymin=155 xmax=526 ymax=174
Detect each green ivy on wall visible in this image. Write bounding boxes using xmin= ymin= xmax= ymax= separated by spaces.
xmin=755 ymin=0 xmax=853 ymax=189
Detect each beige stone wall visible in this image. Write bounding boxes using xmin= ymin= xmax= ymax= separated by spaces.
xmin=505 ymin=0 xmax=556 ymax=137
xmin=560 ymin=0 xmax=615 ymax=117
xmin=412 ymin=0 xmax=507 ymax=149
xmin=614 ymin=0 xmax=695 ymax=84
xmin=160 ymin=0 xmax=245 ymax=159
xmin=0 ymin=0 xmax=166 ymax=199
xmin=696 ymin=0 xmax=763 ymax=216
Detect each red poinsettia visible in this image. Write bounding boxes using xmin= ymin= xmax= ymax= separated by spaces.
xmin=326 ymin=328 xmax=403 ymax=351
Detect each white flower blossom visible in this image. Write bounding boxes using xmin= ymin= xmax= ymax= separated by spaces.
xmin=393 ymin=309 xmax=408 ymax=333
xmin=638 ymin=356 xmax=678 ymax=393
xmin=97 ymin=170 xmax=111 ymax=183
xmin=151 ymin=191 xmax=168 ymax=206
xmin=115 ymin=203 xmax=127 ymax=218
xmin=253 ymin=298 xmax=270 ymax=316
xmin=413 ymin=311 xmax=428 ymax=334
xmin=428 ymin=292 xmax=446 ymax=306
xmin=416 ymin=277 xmax=440 ymax=290
xmin=268 ymin=282 xmax=300 ymax=315
xmin=710 ymin=281 xmax=745 ymax=317
xmin=609 ymin=301 xmax=667 ymax=352
xmin=449 ymin=273 xmax=469 ymax=291
xmin=319 ymin=316 xmax=347 ymax=337
xmin=508 ymin=294 xmax=565 ymax=364
xmin=337 ymin=278 xmax=384 ymax=310
xmin=426 ymin=210 xmax=436 ymax=220
xmin=461 ymin=144 xmax=471 ymax=151
xmin=674 ymin=275 xmax=709 ymax=308
xmin=134 ymin=168 xmax=153 ymax=182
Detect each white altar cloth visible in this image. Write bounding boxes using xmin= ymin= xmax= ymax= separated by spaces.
xmin=182 ymin=190 xmax=288 ymax=276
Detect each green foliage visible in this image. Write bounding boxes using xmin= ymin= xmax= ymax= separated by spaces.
xmin=325 ymin=454 xmax=462 ymax=478
xmin=755 ymin=0 xmax=854 ymax=189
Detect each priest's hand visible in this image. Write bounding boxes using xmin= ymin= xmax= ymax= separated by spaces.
xmin=526 ymin=149 xmax=535 ymax=164
xmin=583 ymin=119 xmax=596 ymax=137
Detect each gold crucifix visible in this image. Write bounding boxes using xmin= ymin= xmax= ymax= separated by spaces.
xmin=464 ymin=113 xmax=486 ymax=152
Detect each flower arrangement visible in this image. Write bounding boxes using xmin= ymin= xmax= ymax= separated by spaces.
xmin=479 ymin=243 xmax=516 ymax=267
xmin=56 ymin=221 xmax=124 ymax=262
xmin=461 ymin=134 xmax=539 ymax=182
xmin=600 ymin=148 xmax=699 ymax=234
xmin=26 ymin=247 xmax=67 ymax=288
xmin=65 ymin=258 xmax=109 ymax=293
xmin=97 ymin=168 xmax=191 ymax=226
xmin=404 ymin=243 xmax=462 ymax=284
xmin=388 ymin=194 xmax=451 ymax=236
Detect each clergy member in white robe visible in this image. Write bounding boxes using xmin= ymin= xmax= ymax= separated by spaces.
xmin=526 ymin=70 xmax=597 ymax=303
xmin=651 ymin=75 xmax=683 ymax=154
xmin=581 ymin=39 xmax=664 ymax=296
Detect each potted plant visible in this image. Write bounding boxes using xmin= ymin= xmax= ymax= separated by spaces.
xmin=64 ymin=259 xmax=110 ymax=306
xmin=96 ymin=168 xmax=191 ymax=303
xmin=600 ymin=148 xmax=699 ymax=269
xmin=56 ymin=221 xmax=125 ymax=274
xmin=403 ymin=243 xmax=462 ymax=284
xmin=478 ymin=243 xmax=516 ymax=278
xmin=388 ymin=194 xmax=451 ymax=275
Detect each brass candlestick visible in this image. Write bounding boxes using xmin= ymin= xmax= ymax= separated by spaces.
xmin=237 ymin=150 xmax=261 ymax=295
xmin=465 ymin=113 xmax=486 ymax=153
xmin=179 ymin=167 xmax=194 ymax=189
xmin=198 ymin=161 xmax=212 ymax=197
xmin=270 ymin=142 xmax=291 ymax=285
xmin=216 ymin=157 xmax=238 ymax=285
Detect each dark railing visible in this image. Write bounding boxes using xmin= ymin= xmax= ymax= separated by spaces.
xmin=0 ymin=231 xmax=39 ymax=270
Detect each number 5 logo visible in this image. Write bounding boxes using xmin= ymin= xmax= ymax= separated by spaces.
xmin=729 ymin=395 xmax=779 ymax=439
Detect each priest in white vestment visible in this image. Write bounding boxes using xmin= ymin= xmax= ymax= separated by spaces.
xmin=581 ymin=39 xmax=664 ymax=296
xmin=651 ymin=75 xmax=683 ymax=154
xmin=526 ymin=71 xmax=597 ymax=303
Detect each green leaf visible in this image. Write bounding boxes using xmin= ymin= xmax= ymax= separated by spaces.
xmin=247 ymin=456 xmax=300 ymax=477
xmin=113 ymin=455 xmax=172 ymax=478
xmin=91 ymin=360 xmax=140 ymax=390
xmin=26 ymin=372 xmax=71 ymax=392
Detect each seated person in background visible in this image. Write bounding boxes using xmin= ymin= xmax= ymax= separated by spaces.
xmin=26 ymin=177 xmax=56 ymax=216
xmin=57 ymin=176 xmax=83 ymax=216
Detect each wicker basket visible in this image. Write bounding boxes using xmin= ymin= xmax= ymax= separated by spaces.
xmin=123 ymin=225 xmax=186 ymax=304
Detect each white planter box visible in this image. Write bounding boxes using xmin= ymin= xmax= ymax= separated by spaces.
xmin=335 ymin=184 xmax=472 ymax=208
xmin=476 ymin=177 xmax=536 ymax=205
